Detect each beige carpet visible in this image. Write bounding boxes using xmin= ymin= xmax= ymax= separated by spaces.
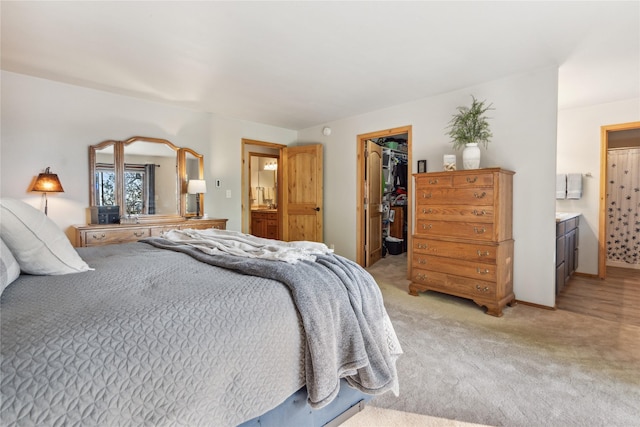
xmin=357 ymin=253 xmax=640 ymax=427
xmin=341 ymin=405 xmax=488 ymax=427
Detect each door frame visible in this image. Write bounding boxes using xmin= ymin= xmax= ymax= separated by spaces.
xmin=356 ymin=125 xmax=412 ymax=272
xmin=598 ymin=121 xmax=640 ymax=279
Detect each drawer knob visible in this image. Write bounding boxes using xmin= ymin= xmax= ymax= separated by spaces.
xmin=472 ymin=209 xmax=486 ymax=216
xmin=474 ymin=191 xmax=487 ymax=199
xmin=422 ymin=223 xmax=432 ymax=230
xmin=422 ymin=208 xmax=433 ymax=214
xmin=133 ymin=231 xmax=146 ymax=237
xmin=474 ymin=227 xmax=486 ymax=234
xmin=91 ymin=233 xmax=106 ymax=240
xmin=428 ymin=179 xmax=439 ymax=185
xmin=416 ymin=243 xmax=428 ymax=249
xmin=467 ymin=176 xmax=478 ymax=183
xmin=477 ymin=250 xmax=490 ymax=257
xmin=417 ymin=258 xmax=427 ymax=264
xmin=476 ymin=268 xmax=490 ymax=275
xmin=416 ymin=273 xmax=426 ymax=281
xmin=475 ymin=285 xmax=490 ymax=292
xmin=422 ymin=192 xmax=432 ymax=199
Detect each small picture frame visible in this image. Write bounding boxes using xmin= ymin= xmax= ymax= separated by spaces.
xmin=417 ymin=160 xmax=427 ymax=173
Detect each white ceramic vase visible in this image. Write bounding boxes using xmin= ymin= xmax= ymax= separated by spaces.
xmin=462 ymin=143 xmax=481 ymax=169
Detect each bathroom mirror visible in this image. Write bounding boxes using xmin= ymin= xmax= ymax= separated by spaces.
xmin=250 ymin=154 xmax=278 ymax=209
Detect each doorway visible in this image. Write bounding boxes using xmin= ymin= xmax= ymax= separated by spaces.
xmin=241 ymin=139 xmax=284 ymax=237
xmin=241 ymin=139 xmax=324 ymax=242
xmin=249 ymin=153 xmax=279 ymax=238
xmin=356 ymin=125 xmax=412 ymax=274
xmin=598 ymin=121 xmax=640 ymax=278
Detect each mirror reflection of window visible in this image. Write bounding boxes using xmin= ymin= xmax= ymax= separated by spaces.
xmin=95 ymin=165 xmax=116 ymax=206
xmin=124 ymin=142 xmax=177 ymax=215
xmin=95 ymin=147 xmax=116 ymax=206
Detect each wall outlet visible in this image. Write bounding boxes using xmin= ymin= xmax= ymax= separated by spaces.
xmin=226 ymin=190 xmax=232 ymax=199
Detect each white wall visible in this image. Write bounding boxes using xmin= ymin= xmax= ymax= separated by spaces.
xmin=0 ymin=71 xmax=297 ymax=238
xmin=299 ymin=67 xmax=560 ymax=307
xmin=556 ymin=98 xmax=640 ymax=275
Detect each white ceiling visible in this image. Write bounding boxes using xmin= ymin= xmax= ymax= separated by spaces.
xmin=2 ymin=1 xmax=638 ymax=130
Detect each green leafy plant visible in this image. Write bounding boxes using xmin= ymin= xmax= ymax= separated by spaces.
xmin=447 ymin=95 xmax=494 ymax=150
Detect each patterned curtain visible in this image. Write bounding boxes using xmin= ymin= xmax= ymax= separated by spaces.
xmin=606 ymin=148 xmax=640 ymax=264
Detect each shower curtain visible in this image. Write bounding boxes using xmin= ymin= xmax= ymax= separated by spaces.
xmin=606 ymin=147 xmax=640 ymax=265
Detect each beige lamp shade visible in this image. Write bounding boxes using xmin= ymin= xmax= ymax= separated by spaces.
xmin=187 ymin=179 xmax=207 ymax=194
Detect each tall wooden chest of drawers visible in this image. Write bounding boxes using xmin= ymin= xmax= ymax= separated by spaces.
xmin=409 ymin=168 xmax=515 ymax=316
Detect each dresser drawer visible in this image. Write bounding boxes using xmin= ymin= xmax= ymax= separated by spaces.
xmin=412 ymin=268 xmax=497 ymax=299
xmin=412 ymin=255 xmax=496 ymax=281
xmin=444 ymin=274 xmax=497 ymax=299
xmin=412 ymin=269 xmax=447 ymax=287
xmin=82 ymin=227 xmax=151 ymax=246
xmin=180 ymin=221 xmax=226 ymax=231
xmin=415 ymin=220 xmax=495 ymax=241
xmin=415 ymin=204 xmax=494 ymax=223
xmin=413 ymin=237 xmax=497 ymax=262
xmin=415 ymin=175 xmax=453 ymax=188
xmin=415 ymin=188 xmax=494 ymax=205
xmin=452 ymin=172 xmax=494 ymax=187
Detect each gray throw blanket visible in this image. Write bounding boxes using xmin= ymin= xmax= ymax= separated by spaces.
xmin=141 ymin=237 xmax=402 ymax=408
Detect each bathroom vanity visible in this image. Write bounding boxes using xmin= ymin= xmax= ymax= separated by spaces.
xmin=556 ymin=212 xmax=580 ymax=294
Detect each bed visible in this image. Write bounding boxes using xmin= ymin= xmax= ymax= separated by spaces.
xmin=0 ymin=198 xmax=402 ymax=426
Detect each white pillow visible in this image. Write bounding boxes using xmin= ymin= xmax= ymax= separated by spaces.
xmin=0 ymin=198 xmax=91 ymax=275
xmin=1 ymin=238 xmax=20 ymax=293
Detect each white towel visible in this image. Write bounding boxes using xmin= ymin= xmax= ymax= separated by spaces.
xmin=556 ymin=174 xmax=567 ymax=199
xmin=567 ymin=173 xmax=582 ymax=199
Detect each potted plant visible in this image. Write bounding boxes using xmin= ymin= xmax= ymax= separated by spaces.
xmin=446 ymin=95 xmax=494 ymax=169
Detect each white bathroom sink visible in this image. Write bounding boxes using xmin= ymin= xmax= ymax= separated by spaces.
xmin=556 ymin=212 xmax=580 ymax=222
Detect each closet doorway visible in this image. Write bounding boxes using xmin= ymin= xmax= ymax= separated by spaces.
xmin=356 ymin=125 xmax=412 ymax=273
xmin=598 ymin=121 xmax=640 ymax=278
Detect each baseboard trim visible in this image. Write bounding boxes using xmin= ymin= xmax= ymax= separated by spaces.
xmin=514 ymin=300 xmax=555 ymax=311
xmin=573 ymin=272 xmax=599 ymax=278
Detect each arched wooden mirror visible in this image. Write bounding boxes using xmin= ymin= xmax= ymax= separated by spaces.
xmin=90 ymin=136 xmax=203 ymax=220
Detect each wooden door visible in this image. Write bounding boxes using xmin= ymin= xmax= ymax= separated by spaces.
xmin=282 ymin=144 xmax=323 ymax=242
xmin=366 ymin=140 xmax=383 ymax=266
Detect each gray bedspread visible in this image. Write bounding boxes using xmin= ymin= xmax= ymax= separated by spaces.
xmin=1 ymin=243 xmax=305 ymax=427
xmin=1 ymin=241 xmax=401 ymax=426
xmin=142 ymin=237 xmax=402 ymax=408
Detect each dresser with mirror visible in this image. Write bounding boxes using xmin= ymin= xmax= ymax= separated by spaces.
xmin=72 ymin=136 xmax=227 ymax=247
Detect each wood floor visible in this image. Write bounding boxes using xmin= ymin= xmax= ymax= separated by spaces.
xmin=556 ymin=266 xmax=640 ymax=327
